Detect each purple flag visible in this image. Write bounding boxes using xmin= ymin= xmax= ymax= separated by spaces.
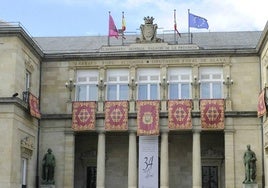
xmin=109 ymin=14 xmax=119 ymax=38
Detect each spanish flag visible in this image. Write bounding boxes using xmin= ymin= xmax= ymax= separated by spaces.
xmin=122 ymin=11 xmax=126 ymax=31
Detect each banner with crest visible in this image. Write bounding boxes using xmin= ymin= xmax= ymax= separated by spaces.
xmin=29 ymin=93 xmax=41 ymax=119
xmin=200 ymin=99 xmax=224 ymax=129
xmin=137 ymin=101 xmax=159 ymax=136
xmin=105 ymin=101 xmax=128 ymax=131
xmin=168 ymin=100 xmax=192 ymax=130
xmin=257 ymin=89 xmax=267 ymax=117
xmin=72 ymin=101 xmax=96 ymax=131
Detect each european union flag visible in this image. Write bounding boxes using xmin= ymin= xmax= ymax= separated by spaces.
xmin=189 ymin=13 xmax=209 ymax=29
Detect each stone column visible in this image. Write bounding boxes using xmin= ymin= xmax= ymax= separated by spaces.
xmin=224 ymin=129 xmax=235 ymax=188
xmin=160 ymin=131 xmax=169 ymax=188
xmin=192 ymin=129 xmax=202 ymax=188
xmin=128 ymin=131 xmax=137 ymax=188
xmin=96 ymin=131 xmax=106 ymax=188
xmin=63 ymin=131 xmax=75 ymax=188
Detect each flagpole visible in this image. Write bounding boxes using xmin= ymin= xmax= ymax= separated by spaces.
xmin=188 ymin=9 xmax=190 ymax=44
xmin=122 ymin=11 xmax=124 ymax=46
xmin=174 ymin=9 xmax=176 ymax=44
xmin=108 ymin=11 xmax=111 ymax=46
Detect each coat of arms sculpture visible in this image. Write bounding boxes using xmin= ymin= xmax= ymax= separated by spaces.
xmin=136 ymin=16 xmax=163 ymax=43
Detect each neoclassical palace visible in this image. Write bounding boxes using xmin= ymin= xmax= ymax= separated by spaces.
xmin=1 ymin=18 xmax=268 ymax=188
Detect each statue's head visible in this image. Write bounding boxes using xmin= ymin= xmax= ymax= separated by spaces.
xmin=247 ymin=145 xmax=251 ymax=150
xmin=47 ymin=148 xmax=52 ymax=153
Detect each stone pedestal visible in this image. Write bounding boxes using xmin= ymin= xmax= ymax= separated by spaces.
xmin=40 ymin=185 xmax=55 ymax=188
xmin=242 ymin=183 xmax=258 ymax=188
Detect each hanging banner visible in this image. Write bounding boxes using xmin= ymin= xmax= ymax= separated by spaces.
xmin=29 ymin=93 xmax=41 ymax=119
xmin=137 ymin=100 xmax=159 ymax=136
xmin=200 ymin=99 xmax=224 ymax=129
xmin=139 ymin=136 xmax=159 ymax=188
xmin=72 ymin=101 xmax=96 ymax=131
xmin=104 ymin=101 xmax=128 ymax=131
xmin=168 ymin=100 xmax=192 ymax=130
xmin=257 ymin=89 xmax=267 ymax=117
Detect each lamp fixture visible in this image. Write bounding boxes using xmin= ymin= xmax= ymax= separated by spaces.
xmin=223 ymin=75 xmax=233 ymax=99
xmin=191 ymin=75 xmax=200 ymax=99
xmin=65 ymin=78 xmax=76 ymax=101
xmin=128 ymin=76 xmax=136 ymax=100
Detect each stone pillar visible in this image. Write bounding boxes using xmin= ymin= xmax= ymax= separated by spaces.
xmin=96 ymin=131 xmax=106 ymax=188
xmin=128 ymin=131 xmax=137 ymax=188
xmin=224 ymin=129 xmax=235 ymax=188
xmin=160 ymin=131 xmax=169 ymax=188
xmin=63 ymin=131 xmax=75 ymax=188
xmin=192 ymin=129 xmax=202 ymax=188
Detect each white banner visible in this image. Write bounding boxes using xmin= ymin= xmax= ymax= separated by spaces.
xmin=139 ymin=136 xmax=159 ymax=188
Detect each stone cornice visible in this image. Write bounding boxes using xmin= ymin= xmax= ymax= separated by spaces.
xmin=0 ymin=97 xmax=28 ymax=111
xmin=0 ymin=24 xmax=43 ymax=59
xmin=42 ymin=48 xmax=258 ymax=62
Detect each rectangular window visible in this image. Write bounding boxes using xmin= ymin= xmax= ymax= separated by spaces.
xmin=168 ymin=68 xmax=192 ymax=99
xmin=25 ymin=70 xmax=31 ymax=91
xmin=106 ymin=69 xmax=129 ymax=100
xmin=76 ymin=70 xmax=98 ymax=101
xmin=199 ymin=67 xmax=223 ymax=99
xmin=137 ymin=69 xmax=160 ymax=100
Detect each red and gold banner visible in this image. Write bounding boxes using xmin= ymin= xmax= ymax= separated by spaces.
xmin=72 ymin=101 xmax=96 ymax=131
xmin=258 ymin=89 xmax=267 ymax=117
xmin=137 ymin=100 xmax=159 ymax=136
xmin=200 ymin=99 xmax=224 ymax=129
xmin=168 ymin=100 xmax=192 ymax=130
xmin=29 ymin=93 xmax=41 ymax=119
xmin=105 ymin=101 xmax=128 ymax=131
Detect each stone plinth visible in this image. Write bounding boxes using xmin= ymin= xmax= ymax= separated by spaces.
xmin=242 ymin=183 xmax=258 ymax=188
xmin=40 ymin=184 xmax=55 ymax=188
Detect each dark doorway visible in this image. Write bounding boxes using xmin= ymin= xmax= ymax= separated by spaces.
xmin=202 ymin=166 xmax=218 ymax=188
xmin=87 ymin=166 xmax=96 ymax=188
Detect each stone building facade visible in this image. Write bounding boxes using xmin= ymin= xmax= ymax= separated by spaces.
xmin=0 ymin=20 xmax=268 ymax=188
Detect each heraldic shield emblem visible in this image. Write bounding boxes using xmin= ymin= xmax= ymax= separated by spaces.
xmin=137 ymin=16 xmax=162 ymax=43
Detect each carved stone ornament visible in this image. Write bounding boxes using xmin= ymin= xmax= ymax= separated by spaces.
xmin=21 ymin=136 xmax=34 ymax=159
xmin=136 ymin=16 xmax=163 ymax=43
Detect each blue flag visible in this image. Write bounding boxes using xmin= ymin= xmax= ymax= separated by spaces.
xmin=189 ymin=13 xmax=209 ymax=29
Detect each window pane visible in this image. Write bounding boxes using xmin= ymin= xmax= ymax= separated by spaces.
xmin=77 ymin=85 xmax=87 ymax=101
xmin=201 ymin=83 xmax=210 ymax=99
xmin=213 ymin=83 xmax=222 ymax=98
xmin=107 ymin=85 xmax=117 ymax=100
xmin=138 ymin=84 xmax=147 ymax=100
xmin=119 ymin=84 xmax=129 ymax=100
xmin=169 ymin=83 xmax=178 ymax=99
xmin=150 ymin=84 xmax=158 ymax=100
xmin=88 ymin=85 xmax=98 ymax=101
xmin=181 ymin=83 xmax=190 ymax=99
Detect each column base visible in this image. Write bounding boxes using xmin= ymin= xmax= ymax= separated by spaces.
xmin=160 ymin=186 xmax=169 ymax=188
xmin=242 ymin=183 xmax=258 ymax=188
xmin=40 ymin=185 xmax=55 ymax=188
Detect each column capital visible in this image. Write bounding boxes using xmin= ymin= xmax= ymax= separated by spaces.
xmin=128 ymin=130 xmax=137 ymax=135
xmin=224 ymin=129 xmax=235 ymax=134
xmin=192 ymin=128 xmax=201 ymax=134
xmin=160 ymin=128 xmax=169 ymax=134
xmin=97 ymin=130 xmax=106 ymax=134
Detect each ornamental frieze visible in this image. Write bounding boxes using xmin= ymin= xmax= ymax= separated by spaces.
xmin=70 ymin=57 xmax=230 ymax=67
